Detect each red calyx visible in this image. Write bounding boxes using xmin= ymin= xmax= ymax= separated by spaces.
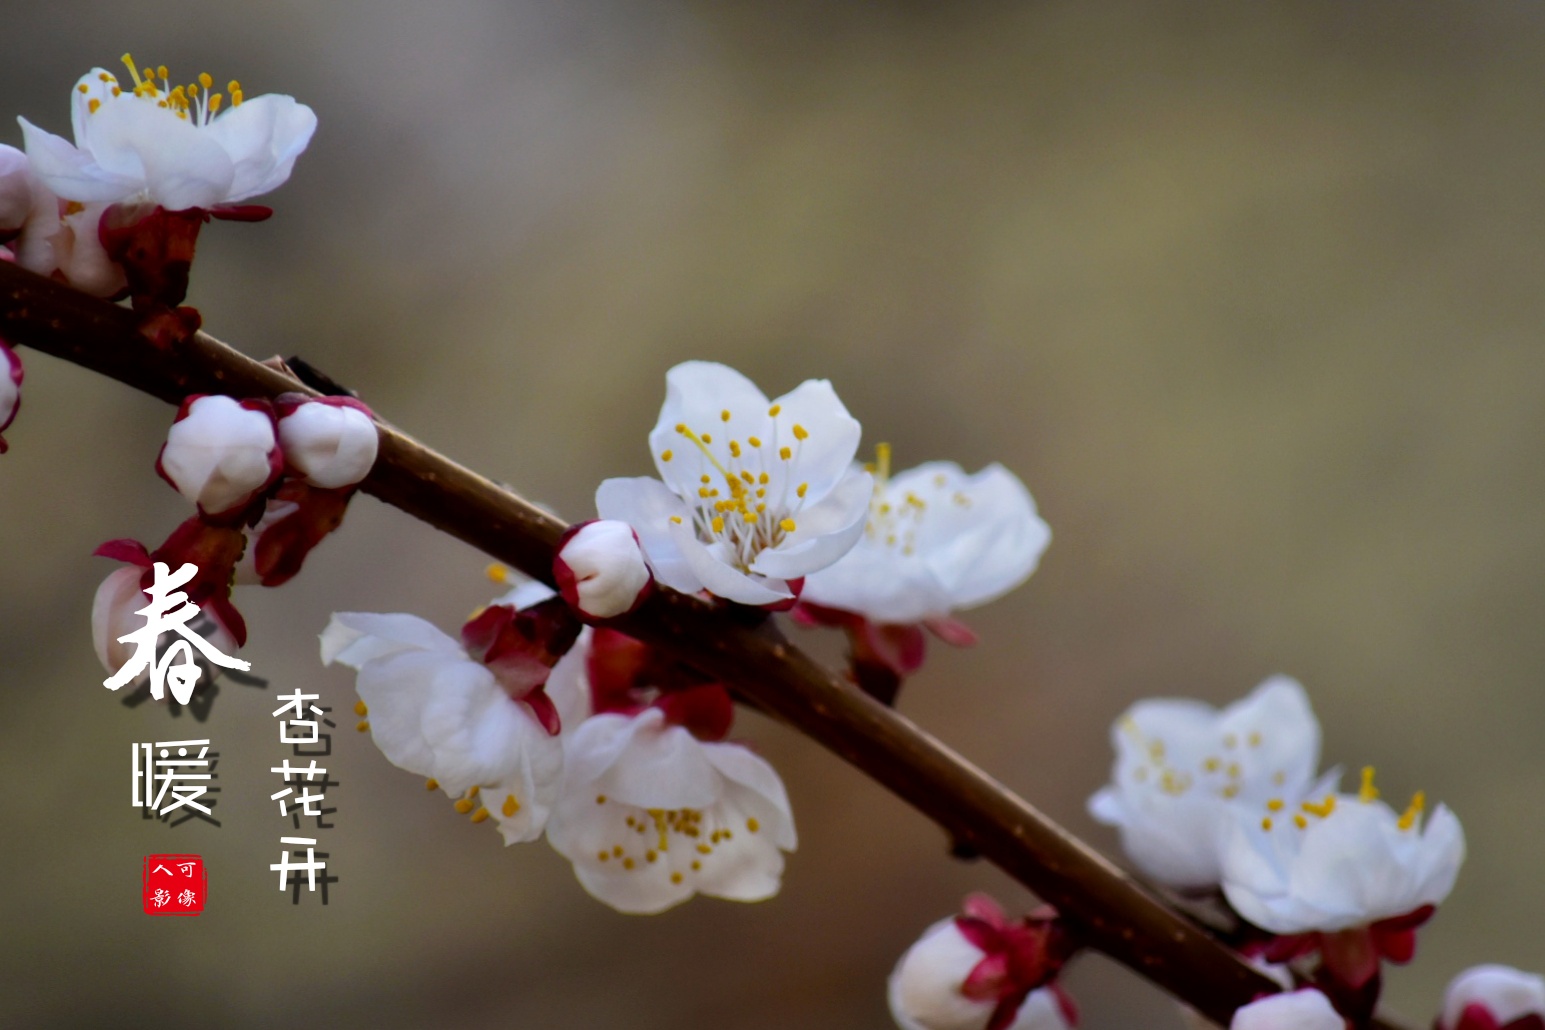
xmin=461 ymin=599 xmax=582 ymax=735
xmin=585 ymin=626 xmax=732 ymax=740
xmin=951 ymin=895 xmax=1077 ymax=1030
xmin=249 ymin=480 xmax=354 ymax=586
xmin=99 ymin=203 xmax=209 ymax=313
xmin=96 ymin=515 xmax=250 ymax=647
xmin=1260 ymin=905 xmax=1436 ymax=1025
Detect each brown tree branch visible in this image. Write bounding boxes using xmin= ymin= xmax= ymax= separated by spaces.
xmin=0 ymin=261 xmax=1414 ymax=1030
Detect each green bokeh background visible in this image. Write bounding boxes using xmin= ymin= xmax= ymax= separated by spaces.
xmin=1 ymin=2 xmax=1542 ymax=1026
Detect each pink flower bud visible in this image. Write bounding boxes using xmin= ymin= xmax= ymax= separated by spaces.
xmin=554 ymin=520 xmax=653 ymax=620
xmin=1439 ymin=965 xmax=1545 ymax=1030
xmin=156 ymin=395 xmax=280 ymax=516
xmin=1229 ymin=990 xmax=1344 ymax=1030
xmin=276 ymin=396 xmax=378 ymax=488
xmin=0 ymin=340 xmax=21 ymax=453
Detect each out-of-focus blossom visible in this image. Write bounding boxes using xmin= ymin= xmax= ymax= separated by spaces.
xmin=1229 ymin=989 xmax=1344 ymax=1030
xmin=888 ymin=897 xmax=1076 ymax=1030
xmin=554 ymin=519 xmax=653 ymax=620
xmin=1088 ymin=676 xmax=1322 ymax=891
xmin=803 ymin=452 xmax=1049 ymax=624
xmin=276 ymin=396 xmax=378 ymax=489
xmin=0 ymin=145 xmax=32 ymax=236
xmin=1438 ymin=965 xmax=1545 ymax=1030
xmin=1222 ymin=768 xmax=1464 ymax=936
xmin=20 ymin=58 xmax=316 ymax=212
xmin=156 ymin=394 xmax=280 ymax=517
xmin=598 ymin=360 xmax=871 ymax=607
xmin=321 ymin=600 xmax=581 ymax=844
xmin=0 ymin=340 xmax=20 ymax=453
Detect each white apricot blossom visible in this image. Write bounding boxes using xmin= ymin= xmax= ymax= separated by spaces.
xmin=1221 ymin=768 xmax=1465 ymax=935
xmin=597 ymin=360 xmax=872 ymax=606
xmin=321 ymin=610 xmax=575 ymax=844
xmin=0 ymin=144 xmax=32 ymax=235
xmin=1438 ymin=965 xmax=1545 ymax=1030
xmin=544 ymin=637 xmax=796 ymax=914
xmin=20 ymin=57 xmax=316 ymax=212
xmin=1229 ymin=989 xmax=1344 ymax=1030
xmin=1088 ymin=676 xmax=1322 ymax=891
xmin=803 ymin=452 xmax=1050 ymax=624
xmin=156 ymin=395 xmax=280 ymax=516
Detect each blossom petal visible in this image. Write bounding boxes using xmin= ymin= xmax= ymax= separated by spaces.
xmin=702 ymin=742 xmax=798 ymax=850
xmin=84 ymin=98 xmax=235 ymax=210
xmin=766 ymin=377 xmax=862 ymax=500
xmin=668 ymin=518 xmax=793 ymax=605
xmin=749 ymin=467 xmax=871 ymax=580
xmin=913 ymin=463 xmax=1050 ymax=610
xmin=319 ymin=611 xmax=464 ymax=667
xmin=595 ymin=476 xmax=701 ymax=595
xmin=18 ymin=116 xmax=137 ymax=202
xmin=201 ymin=93 xmax=317 ymax=202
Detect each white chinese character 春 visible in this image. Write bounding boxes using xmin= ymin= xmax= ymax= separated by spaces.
xmin=103 ymin=562 xmax=248 ymax=703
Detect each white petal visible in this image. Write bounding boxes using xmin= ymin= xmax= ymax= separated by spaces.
xmin=749 ymin=467 xmax=872 ymax=579
xmin=767 ymin=377 xmax=862 ymax=500
xmin=200 ymin=93 xmax=317 ymax=202
xmin=1002 ymin=990 xmax=1075 ymax=1030
xmin=668 ymin=518 xmax=793 ymax=605
xmin=18 ymin=116 xmax=137 ymax=203
xmin=352 ymin=649 xmax=458 ymax=778
xmin=801 ymin=535 xmax=951 ymax=624
xmin=912 ymin=463 xmax=1050 ymax=611
xmin=595 ymin=476 xmax=702 ymax=594
xmin=92 ymin=566 xmax=148 ymax=675
xmin=82 ymin=98 xmax=236 ymax=210
xmin=648 ymin=361 xmax=772 ymax=487
xmin=1230 ymin=989 xmax=1343 ymax=1030
xmin=702 ymin=742 xmax=797 ymax=849
xmin=319 ymin=611 xmax=463 ymax=667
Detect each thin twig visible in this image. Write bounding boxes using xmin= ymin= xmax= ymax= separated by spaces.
xmin=0 ymin=261 xmax=1414 ymax=1030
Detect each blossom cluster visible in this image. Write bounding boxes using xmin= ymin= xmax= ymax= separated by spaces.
xmin=322 ymin=360 xmax=1052 ymax=914
xmin=1087 ymin=676 xmax=1465 ymax=1021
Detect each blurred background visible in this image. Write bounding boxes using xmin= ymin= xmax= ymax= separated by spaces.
xmin=2 ymin=1 xmax=1543 ymax=1026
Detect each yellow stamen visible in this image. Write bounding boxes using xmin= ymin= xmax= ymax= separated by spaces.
xmin=353 ymin=700 xmax=368 ymax=717
xmin=88 ymin=99 xmax=100 ymax=114
xmin=747 ymin=436 xmax=762 ymax=448
xmin=720 ymin=409 xmax=731 ymax=422
xmin=779 ymin=446 xmax=792 ymax=460
xmin=470 ymin=807 xmax=490 ymax=823
xmin=746 ymin=818 xmax=760 ymax=833
xmin=208 ymin=94 xmax=223 ymax=115
xmin=622 ymin=857 xmax=635 ymax=870
xmin=503 ymin=795 xmax=520 ymax=817
xmin=875 ymin=441 xmax=891 ymax=482
xmin=711 ymin=516 xmax=724 ymax=533
xmin=121 ymin=54 xmax=143 ymax=87
xmin=780 ymin=519 xmax=796 ymax=533
xmin=1265 ymin=798 xmax=1285 ymax=812
xmin=78 ymin=83 xmax=90 ymax=94
xmin=467 ymin=785 xmax=480 ymax=798
xmin=454 ymin=798 xmax=474 ymax=814
xmin=1359 ymin=766 xmax=1380 ymax=803
xmin=661 ymin=449 xmax=673 ymax=462
xmin=595 ymin=794 xmax=607 ymax=804
xmin=1261 ymin=817 xmax=1273 ymax=831
xmin=355 ymin=720 xmax=369 ymax=732
xmin=670 ymin=515 xmax=682 ymax=524
xmin=199 ymin=72 xmax=213 ymax=89
xmin=768 ymin=404 xmax=781 ymax=416
xmin=729 ymin=441 xmax=741 ymax=458
xmin=1398 ymin=791 xmax=1426 ymax=831
xmin=670 ymin=872 xmax=683 ymax=884
xmin=425 ymin=778 xmax=439 ymax=791
xmin=792 ymin=424 xmax=808 ymax=441
xmin=1293 ymin=814 xmax=1308 ymax=830
xmin=797 ymin=483 xmax=808 ymax=498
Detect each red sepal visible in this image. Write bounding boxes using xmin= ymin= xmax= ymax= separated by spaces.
xmin=250 ymin=481 xmax=354 ymax=586
xmin=99 ymin=203 xmax=209 ymax=311
xmin=209 ymin=204 xmax=272 ymax=222
xmin=655 ymin=683 xmax=735 ymax=742
xmin=460 ymin=599 xmax=582 ymax=734
xmin=94 ymin=538 xmax=152 ymax=566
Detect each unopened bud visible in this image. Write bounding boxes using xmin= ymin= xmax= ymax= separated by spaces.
xmin=889 ymin=919 xmax=995 ymax=1030
xmin=157 ymin=395 xmax=280 ymax=515
xmin=1230 ymin=990 xmax=1343 ymax=1030
xmin=554 ymin=520 xmax=653 ymax=620
xmin=276 ymin=396 xmax=378 ymax=488
xmin=1439 ymin=965 xmax=1545 ymax=1030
